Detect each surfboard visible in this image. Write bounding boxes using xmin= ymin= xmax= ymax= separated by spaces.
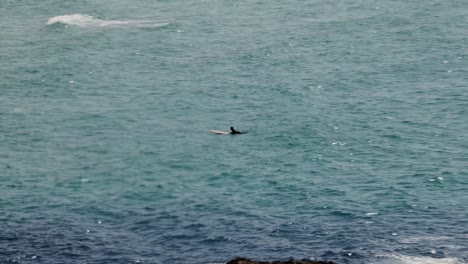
xmin=210 ymin=130 xmax=229 ymax=135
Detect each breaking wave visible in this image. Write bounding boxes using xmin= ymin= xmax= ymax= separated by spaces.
xmin=47 ymin=14 xmax=169 ymax=28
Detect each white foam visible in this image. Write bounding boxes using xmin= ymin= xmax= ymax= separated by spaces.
xmin=366 ymin=212 xmax=379 ymax=216
xmin=400 ymin=235 xmax=451 ymax=243
xmin=374 ymin=255 xmax=466 ymax=264
xmin=47 ymin=14 xmax=169 ymax=28
xmin=396 ymin=255 xmax=465 ymax=264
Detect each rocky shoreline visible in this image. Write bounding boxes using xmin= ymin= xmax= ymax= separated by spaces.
xmin=226 ymin=258 xmax=336 ymax=264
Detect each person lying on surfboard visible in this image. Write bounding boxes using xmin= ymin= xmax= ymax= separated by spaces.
xmin=230 ymin=127 xmax=242 ymax=134
xmin=209 ymin=127 xmax=245 ymax=135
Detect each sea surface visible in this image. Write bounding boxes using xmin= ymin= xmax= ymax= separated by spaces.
xmin=1 ymin=1 xmax=467 ymax=263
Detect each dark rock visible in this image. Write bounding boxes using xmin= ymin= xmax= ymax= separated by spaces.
xmin=226 ymin=257 xmax=336 ymax=264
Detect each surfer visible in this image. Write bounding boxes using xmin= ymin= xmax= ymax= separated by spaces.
xmin=230 ymin=127 xmax=242 ymax=134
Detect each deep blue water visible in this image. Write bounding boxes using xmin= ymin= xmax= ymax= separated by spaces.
xmin=1 ymin=1 xmax=467 ymax=263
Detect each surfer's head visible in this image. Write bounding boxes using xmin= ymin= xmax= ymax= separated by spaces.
xmin=230 ymin=127 xmax=242 ymax=134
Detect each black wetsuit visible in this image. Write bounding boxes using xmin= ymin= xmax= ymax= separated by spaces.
xmin=230 ymin=127 xmax=242 ymax=134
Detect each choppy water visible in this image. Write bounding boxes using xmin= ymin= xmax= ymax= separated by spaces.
xmin=1 ymin=1 xmax=467 ymax=263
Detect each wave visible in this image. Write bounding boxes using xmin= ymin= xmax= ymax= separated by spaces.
xmin=398 ymin=256 xmax=465 ymax=264
xmin=375 ymin=254 xmax=467 ymax=264
xmin=46 ymin=14 xmax=169 ymax=28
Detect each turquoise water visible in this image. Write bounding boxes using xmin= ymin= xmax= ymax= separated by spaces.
xmin=1 ymin=1 xmax=467 ymax=263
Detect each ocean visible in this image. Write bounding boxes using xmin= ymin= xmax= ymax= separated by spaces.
xmin=1 ymin=0 xmax=467 ymax=263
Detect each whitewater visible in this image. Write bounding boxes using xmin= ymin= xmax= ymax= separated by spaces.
xmin=46 ymin=14 xmax=170 ymax=28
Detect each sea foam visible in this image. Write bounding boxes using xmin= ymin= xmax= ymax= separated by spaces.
xmin=397 ymin=256 xmax=465 ymax=264
xmin=46 ymin=14 xmax=169 ymax=28
xmin=375 ymin=255 xmax=466 ymax=264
